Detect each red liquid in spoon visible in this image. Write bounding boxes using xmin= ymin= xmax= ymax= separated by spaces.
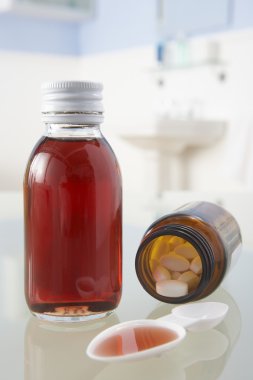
xmin=93 ymin=325 xmax=178 ymax=357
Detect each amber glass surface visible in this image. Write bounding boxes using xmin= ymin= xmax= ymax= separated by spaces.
xmin=24 ymin=136 xmax=122 ymax=318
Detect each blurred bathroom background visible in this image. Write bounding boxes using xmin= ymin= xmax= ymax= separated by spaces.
xmin=1 ymin=0 xmax=253 ymax=246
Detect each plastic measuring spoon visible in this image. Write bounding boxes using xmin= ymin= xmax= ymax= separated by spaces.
xmin=86 ymin=302 xmax=228 ymax=362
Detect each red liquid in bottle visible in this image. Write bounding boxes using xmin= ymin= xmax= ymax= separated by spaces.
xmin=24 ymin=136 xmax=122 ymax=319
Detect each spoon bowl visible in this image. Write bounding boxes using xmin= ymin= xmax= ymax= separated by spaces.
xmin=86 ymin=301 xmax=228 ymax=362
xmin=87 ymin=319 xmax=186 ymax=362
xmin=170 ymin=302 xmax=229 ymax=332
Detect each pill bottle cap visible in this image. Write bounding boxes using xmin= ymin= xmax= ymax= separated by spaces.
xmin=41 ymin=81 xmax=104 ymax=124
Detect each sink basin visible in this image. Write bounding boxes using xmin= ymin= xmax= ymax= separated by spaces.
xmin=121 ymin=119 xmax=227 ymax=191
xmin=121 ymin=119 xmax=226 ymax=153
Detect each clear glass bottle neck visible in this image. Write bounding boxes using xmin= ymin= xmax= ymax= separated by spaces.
xmin=45 ymin=123 xmax=102 ymax=139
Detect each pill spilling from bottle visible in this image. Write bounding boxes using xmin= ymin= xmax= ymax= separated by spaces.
xmin=150 ymin=236 xmax=202 ymax=297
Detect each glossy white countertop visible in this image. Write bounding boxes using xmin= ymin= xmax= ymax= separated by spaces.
xmin=0 ymin=192 xmax=252 ymax=380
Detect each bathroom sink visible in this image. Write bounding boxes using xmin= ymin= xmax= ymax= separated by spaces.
xmin=121 ymin=119 xmax=226 ymax=153
xmin=121 ymin=119 xmax=227 ymax=191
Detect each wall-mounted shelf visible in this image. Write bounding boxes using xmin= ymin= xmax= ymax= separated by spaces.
xmin=154 ymin=38 xmax=226 ymax=76
xmin=0 ymin=0 xmax=94 ymax=22
xmin=153 ymin=60 xmax=226 ymax=73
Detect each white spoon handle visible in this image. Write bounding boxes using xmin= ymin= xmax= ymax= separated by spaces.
xmin=157 ymin=313 xmax=198 ymax=328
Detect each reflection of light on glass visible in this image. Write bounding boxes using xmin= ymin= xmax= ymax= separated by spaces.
xmin=76 ymin=276 xmax=110 ymax=298
xmin=29 ymin=153 xmax=51 ymax=184
xmin=24 ymin=314 xmax=120 ymax=380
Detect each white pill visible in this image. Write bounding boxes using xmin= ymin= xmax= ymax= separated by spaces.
xmin=190 ymin=256 xmax=202 ymax=274
xmin=178 ymin=270 xmax=200 ymax=291
xmin=170 ymin=236 xmax=185 ymax=248
xmin=152 ymin=265 xmax=171 ymax=282
xmin=156 ymin=280 xmax=188 ymax=297
xmin=174 ymin=243 xmax=198 ymax=260
xmin=160 ymin=253 xmax=190 ymax=272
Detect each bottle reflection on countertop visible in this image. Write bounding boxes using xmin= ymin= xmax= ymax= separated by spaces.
xmin=25 ymin=286 xmax=241 ymax=380
xmin=24 ymin=313 xmax=120 ymax=380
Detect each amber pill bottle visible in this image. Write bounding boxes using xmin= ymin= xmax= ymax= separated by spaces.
xmin=135 ymin=201 xmax=242 ymax=304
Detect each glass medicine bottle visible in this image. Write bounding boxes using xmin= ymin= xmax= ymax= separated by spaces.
xmin=135 ymin=201 xmax=242 ymax=304
xmin=24 ymin=81 xmax=122 ymax=321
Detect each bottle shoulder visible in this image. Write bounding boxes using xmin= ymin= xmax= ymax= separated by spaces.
xmin=29 ymin=135 xmax=116 ymax=160
xmin=24 ymin=135 xmax=121 ymax=183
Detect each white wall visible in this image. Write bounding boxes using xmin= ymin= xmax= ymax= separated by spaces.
xmin=0 ymin=52 xmax=83 ymax=190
